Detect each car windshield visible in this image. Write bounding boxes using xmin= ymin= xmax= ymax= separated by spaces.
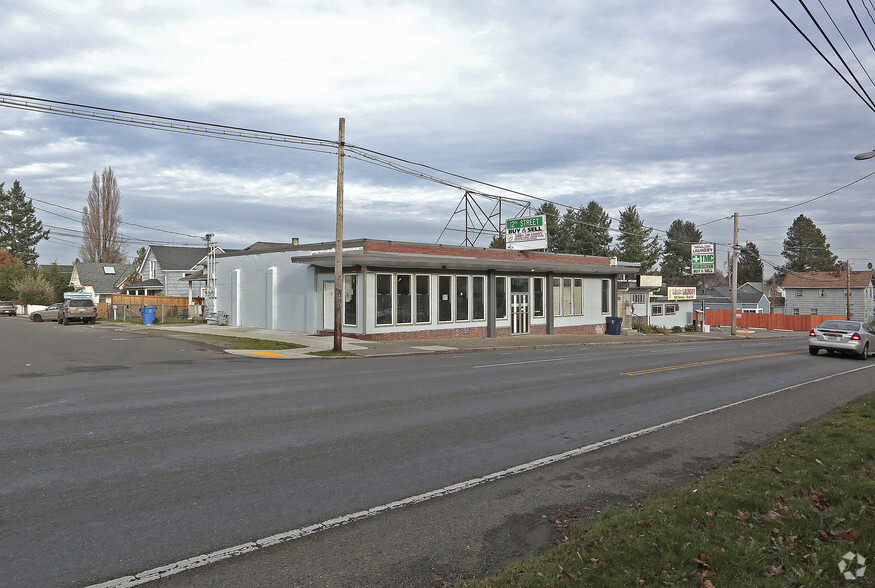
xmin=68 ymin=299 xmax=93 ymax=307
xmin=0 ymin=301 xmax=13 ymax=306
xmin=817 ymin=321 xmax=861 ymax=331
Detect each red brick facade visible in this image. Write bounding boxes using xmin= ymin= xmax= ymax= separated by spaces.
xmin=321 ymin=322 xmax=605 ymax=340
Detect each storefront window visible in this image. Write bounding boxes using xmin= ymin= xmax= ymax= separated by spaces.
xmin=456 ymin=276 xmax=469 ymax=321
xmin=533 ymin=277 xmax=544 ymax=317
xmin=562 ymin=278 xmax=573 ymax=316
xmin=573 ymin=278 xmax=583 ymax=315
xmin=601 ymin=279 xmax=610 ymax=313
xmin=376 ymin=273 xmax=393 ymax=325
xmin=472 ymin=276 xmax=485 ymax=321
xmin=496 ymin=277 xmax=507 ymax=319
xmin=439 ymin=275 xmax=452 ymax=322
xmin=552 ymin=278 xmax=561 ymax=317
xmin=416 ymin=275 xmax=430 ymax=323
xmin=396 ymin=274 xmax=412 ymax=324
xmin=343 ymin=274 xmax=357 ymax=326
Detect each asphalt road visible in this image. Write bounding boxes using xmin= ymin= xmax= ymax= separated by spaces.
xmin=1 ymin=317 xmax=872 ymax=587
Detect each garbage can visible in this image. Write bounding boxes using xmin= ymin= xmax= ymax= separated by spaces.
xmin=141 ymin=306 xmax=157 ymax=326
xmin=605 ymin=316 xmax=623 ymax=335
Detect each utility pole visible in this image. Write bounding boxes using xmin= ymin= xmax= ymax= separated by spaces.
xmin=846 ymin=260 xmax=851 ymax=320
xmin=334 ymin=118 xmax=345 ymax=353
xmin=204 ymin=233 xmax=216 ymax=323
xmin=731 ymin=212 xmax=739 ymax=336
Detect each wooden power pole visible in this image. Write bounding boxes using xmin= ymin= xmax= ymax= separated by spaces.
xmin=334 ymin=118 xmax=345 ymax=353
xmin=731 ymin=212 xmax=739 ymax=336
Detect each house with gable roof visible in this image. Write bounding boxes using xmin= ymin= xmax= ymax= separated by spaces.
xmin=780 ymin=269 xmax=874 ymax=321
xmin=125 ymin=245 xmax=211 ymax=297
xmin=69 ymin=262 xmax=136 ymax=303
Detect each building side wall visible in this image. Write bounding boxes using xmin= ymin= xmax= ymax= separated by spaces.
xmin=783 ymin=287 xmax=874 ymax=320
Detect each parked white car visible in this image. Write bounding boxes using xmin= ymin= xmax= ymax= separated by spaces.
xmin=809 ymin=320 xmax=874 ymax=359
xmin=29 ymin=303 xmax=62 ymax=322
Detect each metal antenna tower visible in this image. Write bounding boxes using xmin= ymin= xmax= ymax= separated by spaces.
xmin=437 ymin=191 xmax=534 ymax=247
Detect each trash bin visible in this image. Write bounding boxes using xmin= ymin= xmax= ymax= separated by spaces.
xmin=141 ymin=306 xmax=157 ymax=326
xmin=605 ymin=316 xmax=623 ymax=335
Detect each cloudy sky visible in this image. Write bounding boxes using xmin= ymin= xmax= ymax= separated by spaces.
xmin=1 ymin=0 xmax=873 ymax=274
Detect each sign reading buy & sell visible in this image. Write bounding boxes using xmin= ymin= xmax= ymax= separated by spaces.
xmin=690 ymin=243 xmax=715 ymax=274
xmin=506 ymin=215 xmax=548 ymax=250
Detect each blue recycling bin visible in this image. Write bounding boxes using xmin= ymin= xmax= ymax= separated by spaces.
xmin=605 ymin=316 xmax=623 ymax=335
xmin=141 ymin=306 xmax=157 ymax=326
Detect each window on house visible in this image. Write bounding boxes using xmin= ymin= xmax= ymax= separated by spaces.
xmin=343 ymin=274 xmax=357 ymax=326
xmin=632 ymin=293 xmax=645 ymax=304
xmin=415 ymin=275 xmax=430 ymax=323
xmin=439 ymin=275 xmax=452 ymax=322
xmin=795 ymin=289 xmax=803 ymax=297
xmin=811 ymin=308 xmax=818 ymax=315
xmin=652 ymin=305 xmax=663 ymax=316
xmin=103 ymin=266 xmax=115 ymax=275
xmin=533 ymin=277 xmax=544 ymax=318
xmin=601 ymin=280 xmax=610 ymax=313
xmin=819 ymin=289 xmax=826 ymax=297
xmin=496 ymin=277 xmax=507 ymax=319
xmin=665 ymin=304 xmax=678 ymax=315
xmin=396 ymin=274 xmax=412 ymax=324
xmin=792 ymin=308 xmax=800 ymax=315
xmin=456 ymin=276 xmax=469 ymax=321
xmin=149 ymin=260 xmax=157 ymax=280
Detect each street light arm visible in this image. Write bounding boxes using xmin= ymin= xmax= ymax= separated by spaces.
xmin=854 ymin=149 xmax=875 ymax=160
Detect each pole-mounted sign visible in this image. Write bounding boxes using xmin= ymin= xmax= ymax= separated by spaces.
xmin=690 ymin=243 xmax=715 ymax=274
xmin=506 ymin=215 xmax=548 ymax=250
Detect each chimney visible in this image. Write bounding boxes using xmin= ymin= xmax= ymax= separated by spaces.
xmin=292 ymin=237 xmax=300 ymax=246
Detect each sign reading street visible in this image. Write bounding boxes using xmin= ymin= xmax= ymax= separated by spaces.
xmin=690 ymin=243 xmax=715 ymax=274
xmin=506 ymin=215 xmax=548 ymax=250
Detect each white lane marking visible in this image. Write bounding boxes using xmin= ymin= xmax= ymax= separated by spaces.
xmin=86 ymin=363 xmax=875 ymax=588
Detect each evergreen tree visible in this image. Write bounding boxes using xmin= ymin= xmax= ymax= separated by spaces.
xmin=40 ymin=262 xmax=73 ymax=301
xmin=737 ymin=241 xmax=764 ymax=284
xmin=615 ymin=205 xmax=661 ymax=273
xmin=661 ymin=219 xmax=702 ymax=286
xmin=535 ymin=202 xmax=563 ymax=252
xmin=780 ymin=214 xmax=838 ymax=275
xmin=488 ymin=235 xmax=506 ymax=249
xmin=560 ymin=200 xmax=612 ymax=256
xmin=0 ymin=180 xmax=50 ymax=266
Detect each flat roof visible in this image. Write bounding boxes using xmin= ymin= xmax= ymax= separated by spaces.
xmin=292 ymin=250 xmax=635 ymax=275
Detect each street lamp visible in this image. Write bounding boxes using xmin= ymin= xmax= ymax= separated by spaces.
xmin=854 ymin=149 xmax=875 ymax=160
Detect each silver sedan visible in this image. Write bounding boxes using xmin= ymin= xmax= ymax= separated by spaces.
xmin=809 ymin=320 xmax=875 ymax=359
xmin=29 ymin=303 xmax=62 ymax=323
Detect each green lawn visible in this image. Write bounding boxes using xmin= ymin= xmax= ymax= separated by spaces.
xmin=465 ymin=393 xmax=874 ymax=587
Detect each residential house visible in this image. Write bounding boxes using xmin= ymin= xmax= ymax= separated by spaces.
xmin=126 ymin=245 xmax=211 ymax=297
xmin=702 ymin=285 xmax=770 ymax=314
xmin=215 ymin=239 xmax=638 ymax=339
xmin=69 ymin=262 xmax=135 ymax=303
xmin=780 ymin=269 xmax=874 ymax=321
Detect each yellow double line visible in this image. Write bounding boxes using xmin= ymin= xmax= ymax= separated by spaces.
xmin=623 ymin=350 xmax=803 ymax=376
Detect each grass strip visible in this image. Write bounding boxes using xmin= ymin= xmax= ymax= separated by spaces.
xmin=167 ymin=333 xmax=306 ymax=350
xmin=466 ymin=392 xmax=874 ymax=587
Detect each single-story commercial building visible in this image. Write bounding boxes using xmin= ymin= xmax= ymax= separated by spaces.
xmin=214 ymin=239 xmax=639 ymax=339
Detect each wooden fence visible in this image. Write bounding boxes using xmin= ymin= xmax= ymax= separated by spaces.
xmin=98 ymin=295 xmax=204 ymax=320
xmin=704 ymin=309 xmax=845 ymax=331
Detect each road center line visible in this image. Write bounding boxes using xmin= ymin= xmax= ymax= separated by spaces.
xmin=623 ymin=350 xmax=803 ymax=376
xmin=86 ymin=363 xmax=875 ymax=588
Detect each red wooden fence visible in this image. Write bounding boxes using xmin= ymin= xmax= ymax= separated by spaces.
xmin=704 ymin=309 xmax=845 ymax=331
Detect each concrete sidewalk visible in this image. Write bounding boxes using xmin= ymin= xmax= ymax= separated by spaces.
xmin=118 ymin=322 xmax=804 ymax=359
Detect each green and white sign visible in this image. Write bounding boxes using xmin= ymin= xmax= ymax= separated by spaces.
xmin=506 ymin=215 xmax=548 ymax=251
xmin=690 ymin=243 xmax=715 ymax=274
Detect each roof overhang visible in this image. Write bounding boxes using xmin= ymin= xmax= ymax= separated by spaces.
xmin=291 ymin=250 xmax=637 ymax=275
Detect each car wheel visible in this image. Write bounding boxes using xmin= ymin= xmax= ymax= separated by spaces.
xmin=809 ymin=347 xmax=819 ymax=356
xmin=860 ymin=343 xmax=869 ymax=360
xmin=31 ymin=314 xmax=42 ymax=322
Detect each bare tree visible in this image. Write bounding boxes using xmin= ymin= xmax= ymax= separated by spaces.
xmin=80 ymin=167 xmax=125 ymax=263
